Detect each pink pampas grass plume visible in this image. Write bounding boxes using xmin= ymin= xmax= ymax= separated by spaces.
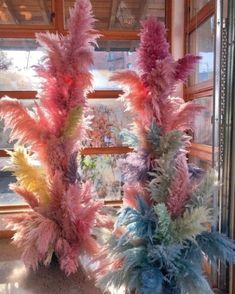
xmin=137 ymin=16 xmax=170 ymax=73
xmin=167 ymin=154 xmax=190 ymax=217
xmin=1 ymin=0 xmax=106 ymax=276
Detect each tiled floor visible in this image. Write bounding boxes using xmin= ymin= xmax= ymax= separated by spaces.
xmin=0 ymin=239 xmax=102 ymax=294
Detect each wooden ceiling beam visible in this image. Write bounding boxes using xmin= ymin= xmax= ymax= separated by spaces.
xmin=38 ymin=0 xmax=51 ymax=24
xmin=109 ymin=0 xmax=119 ymax=29
xmin=3 ymin=0 xmax=19 ymax=24
xmin=137 ymin=0 xmax=148 ymax=23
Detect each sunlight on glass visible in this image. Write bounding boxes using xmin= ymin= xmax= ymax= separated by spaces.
xmin=0 ymin=49 xmax=44 ymax=90
xmin=8 ymin=265 xmax=27 ymax=281
xmin=109 ymin=285 xmax=126 ymax=294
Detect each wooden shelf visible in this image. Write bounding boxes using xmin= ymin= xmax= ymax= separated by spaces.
xmin=189 ymin=143 xmax=213 ymax=162
xmin=0 ymin=90 xmax=123 ymax=99
xmin=0 ymin=147 xmax=133 ymax=157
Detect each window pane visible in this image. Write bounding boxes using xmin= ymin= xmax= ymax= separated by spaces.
xmin=0 ymin=0 xmax=53 ymax=25
xmin=0 ymin=39 xmax=138 ymax=90
xmin=0 ymin=38 xmax=44 ymax=91
xmin=79 ymin=154 xmax=126 ymax=200
xmin=188 ymin=156 xmax=211 ymax=170
xmin=0 ymin=98 xmax=132 ymax=148
xmin=0 ymin=157 xmax=25 ymax=205
xmin=92 ymin=40 xmax=138 ymax=90
xmin=64 ymin=0 xmax=165 ymax=30
xmin=189 ymin=0 xmax=210 ymax=18
xmin=191 ymin=96 xmax=213 ymax=145
xmin=85 ymin=99 xmax=132 ymax=147
xmin=0 ymin=99 xmax=35 ymax=149
xmin=0 ymin=153 xmax=127 ymax=205
xmin=188 ymin=16 xmax=215 ymax=85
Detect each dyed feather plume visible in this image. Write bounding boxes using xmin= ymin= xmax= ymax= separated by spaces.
xmin=96 ymin=17 xmax=235 ymax=293
xmin=0 ymin=0 xmax=104 ymax=275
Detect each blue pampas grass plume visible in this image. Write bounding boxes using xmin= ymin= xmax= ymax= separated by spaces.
xmin=174 ymin=254 xmax=213 ymax=294
xmin=196 ymin=231 xmax=235 ymax=265
xmin=140 ymin=266 xmax=163 ymax=294
xmin=147 ymin=244 xmax=182 ymax=272
xmin=116 ymin=196 xmax=157 ymax=241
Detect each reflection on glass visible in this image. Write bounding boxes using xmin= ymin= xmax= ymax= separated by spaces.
xmin=188 ymin=156 xmax=211 ymax=170
xmin=189 ymin=16 xmax=214 ymax=85
xmin=0 ymin=152 xmax=128 ymax=205
xmin=0 ymin=39 xmax=44 ymax=90
xmin=0 ymin=99 xmax=35 ymax=149
xmin=0 ymin=0 xmax=53 ymax=25
xmin=0 ymin=39 xmax=138 ymax=90
xmin=0 ymin=98 xmax=132 ymax=149
xmin=189 ymin=0 xmax=210 ymax=18
xmin=192 ymin=96 xmax=213 ymax=145
xmin=92 ymin=40 xmax=138 ymax=89
xmin=79 ymin=154 xmax=126 ymax=200
xmin=85 ymin=99 xmax=132 ymax=147
xmin=0 ymin=158 xmax=25 ymax=205
xmin=64 ymin=0 xmax=165 ymax=30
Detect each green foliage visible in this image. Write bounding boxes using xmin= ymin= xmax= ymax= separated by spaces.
xmin=173 ymin=207 xmax=213 ymax=243
xmin=148 ymin=155 xmax=175 ymax=202
xmin=159 ymin=130 xmax=184 ymax=157
xmin=118 ymin=128 xmax=139 ymax=148
xmin=154 ymin=203 xmax=213 ymax=244
xmin=147 ymin=121 xmax=184 ymax=160
xmin=147 ymin=121 xmax=161 ymax=150
xmin=189 ymin=169 xmax=217 ymax=208
xmin=81 ymin=155 xmax=96 ymax=169
xmin=63 ymin=105 xmax=82 ymax=137
xmin=154 ymin=203 xmax=174 ymax=244
xmin=147 ymin=128 xmax=185 ymax=203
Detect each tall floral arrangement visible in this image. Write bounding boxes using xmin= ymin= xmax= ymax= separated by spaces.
xmin=0 ymin=0 xmax=105 ymax=275
xmin=97 ymin=18 xmax=235 ymax=293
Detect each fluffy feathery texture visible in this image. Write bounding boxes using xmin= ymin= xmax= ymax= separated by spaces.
xmin=96 ymin=17 xmax=235 ymax=294
xmin=0 ymin=0 xmax=106 ymax=275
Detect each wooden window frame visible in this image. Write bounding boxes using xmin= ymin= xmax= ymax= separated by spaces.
xmin=184 ymin=0 xmax=215 ymax=163
xmin=0 ymin=1 xmax=172 ymax=220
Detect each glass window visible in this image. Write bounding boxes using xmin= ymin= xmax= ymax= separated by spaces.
xmin=0 ymin=38 xmax=45 ymax=91
xmin=189 ymin=0 xmax=210 ymax=18
xmin=0 ymin=153 xmax=128 ymax=205
xmin=64 ymin=0 xmax=165 ymax=30
xmin=85 ymin=99 xmax=133 ymax=147
xmin=0 ymin=39 xmax=138 ymax=90
xmin=0 ymin=0 xmax=53 ymax=25
xmin=78 ymin=154 xmax=126 ymax=200
xmin=92 ymin=40 xmax=138 ymax=90
xmin=188 ymin=156 xmax=211 ymax=170
xmin=0 ymin=157 xmax=25 ymax=205
xmin=188 ymin=16 xmax=215 ymax=85
xmin=191 ymin=96 xmax=213 ymax=145
xmin=0 ymin=98 xmax=132 ymax=149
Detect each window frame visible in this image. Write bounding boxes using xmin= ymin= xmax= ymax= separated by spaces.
xmin=184 ymin=0 xmax=215 ymax=164
xmin=0 ymin=0 xmax=172 ymax=214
